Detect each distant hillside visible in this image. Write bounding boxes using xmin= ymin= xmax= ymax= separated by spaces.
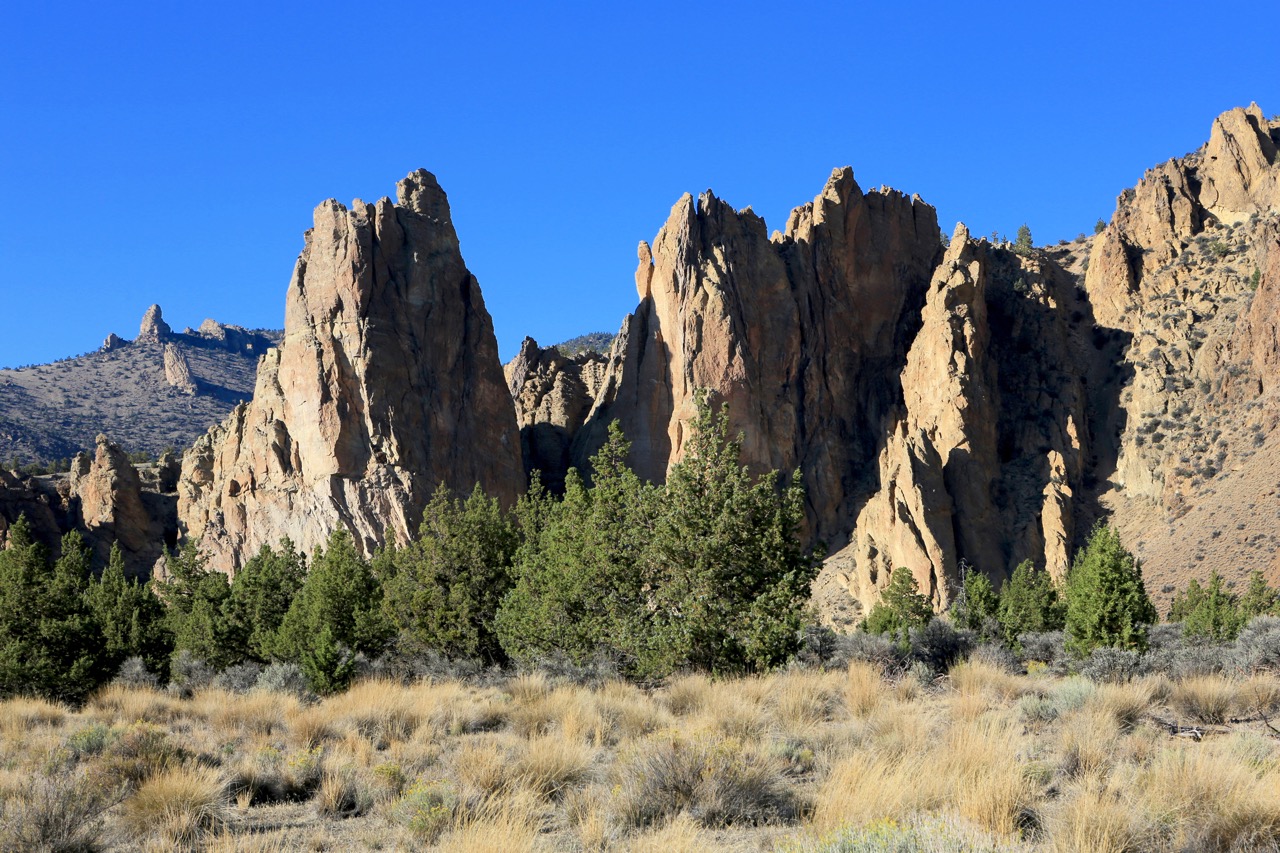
xmin=552 ymin=331 xmax=614 ymax=357
xmin=0 ymin=305 xmax=279 ymax=466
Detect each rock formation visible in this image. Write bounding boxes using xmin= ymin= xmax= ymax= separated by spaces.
xmin=70 ymin=434 xmax=169 ymax=570
xmin=163 ymin=344 xmax=197 ymax=394
xmin=178 ymin=169 xmax=524 ymax=572
xmin=573 ymin=168 xmax=942 ymax=553
xmin=504 ymin=337 xmax=607 ymax=490
xmin=138 ymin=304 xmax=172 ymax=341
xmin=833 ymin=227 xmax=1094 ymax=610
xmin=520 ymin=105 xmax=1280 ymax=618
xmin=0 ymin=435 xmax=177 ymax=577
xmin=1080 ymin=103 xmax=1280 ymax=595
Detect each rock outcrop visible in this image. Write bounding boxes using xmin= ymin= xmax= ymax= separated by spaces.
xmin=178 ymin=169 xmax=524 ymax=572
xmin=0 ymin=436 xmax=176 ymax=577
xmin=138 ymin=304 xmax=172 ymax=341
xmin=70 ymin=434 xmax=168 ymax=570
xmin=573 ymin=168 xmax=942 ymax=554
xmin=1080 ymin=104 xmax=1280 ymax=592
xmin=831 ymin=227 xmax=1094 ymax=610
xmin=163 ymin=344 xmax=197 ymax=394
xmin=504 ymin=337 xmax=607 ymax=490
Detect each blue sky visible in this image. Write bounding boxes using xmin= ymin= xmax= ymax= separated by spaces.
xmin=2 ymin=1 xmax=1277 ymax=369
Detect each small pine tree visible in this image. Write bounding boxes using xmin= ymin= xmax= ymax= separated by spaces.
xmin=645 ymin=396 xmax=819 ymax=675
xmin=0 ymin=523 xmax=111 ymax=701
xmin=496 ymin=424 xmax=658 ymax=672
xmin=85 ymin=542 xmax=170 ymax=677
xmin=1171 ymin=571 xmax=1242 ymax=641
xmin=997 ymin=560 xmax=1065 ymax=645
xmin=1094 ymin=218 xmax=1107 ymax=235
xmin=301 ymin=624 xmax=355 ymax=695
xmin=1013 ymin=224 xmax=1034 ymax=255
xmin=226 ymin=540 xmax=306 ymax=662
xmin=1239 ymin=570 xmax=1279 ymax=620
xmin=953 ymin=565 xmax=1000 ymax=634
xmin=275 ymin=529 xmax=391 ymax=692
xmin=863 ymin=567 xmax=933 ymax=643
xmin=1064 ymin=524 xmax=1158 ymax=656
xmin=154 ymin=543 xmax=245 ymax=671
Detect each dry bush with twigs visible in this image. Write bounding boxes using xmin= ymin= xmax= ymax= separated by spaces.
xmin=1 ymin=659 xmax=1279 ymax=850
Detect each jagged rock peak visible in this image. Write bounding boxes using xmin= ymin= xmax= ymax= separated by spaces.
xmin=138 ymin=304 xmax=171 ymax=341
xmin=101 ymin=333 xmax=126 ymax=352
xmin=571 ymin=165 xmax=942 ymax=528
xmin=178 ymin=168 xmax=523 ymax=572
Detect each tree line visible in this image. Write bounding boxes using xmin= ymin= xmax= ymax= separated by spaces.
xmin=865 ymin=524 xmax=1280 ymax=654
xmin=0 ymin=398 xmax=819 ymax=700
xmin=2 ymin=394 xmax=1277 ymax=703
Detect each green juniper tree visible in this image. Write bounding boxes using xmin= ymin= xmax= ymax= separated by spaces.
xmin=275 ymin=529 xmax=391 ymax=693
xmin=997 ymin=559 xmax=1065 ymax=646
xmin=85 ymin=542 xmax=170 ymax=677
xmin=1238 ymin=570 xmax=1279 ymax=621
xmin=1013 ymin=224 xmax=1034 ymax=255
xmin=226 ymin=539 xmax=306 ymax=662
xmin=1064 ymin=524 xmax=1157 ymax=655
xmin=0 ymin=523 xmax=110 ymax=702
xmin=953 ymin=563 xmax=1000 ymax=636
xmin=645 ymin=397 xmax=819 ymax=676
xmin=384 ymin=484 xmax=518 ymax=664
xmin=863 ymin=567 xmax=933 ymax=644
xmin=154 ymin=543 xmax=245 ymax=671
xmin=496 ymin=425 xmax=657 ymax=672
xmin=1168 ymin=571 xmax=1242 ymax=641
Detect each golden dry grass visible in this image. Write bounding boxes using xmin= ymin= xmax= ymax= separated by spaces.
xmin=8 ymin=659 xmax=1280 ymax=850
xmin=122 ymin=764 xmax=230 ymax=844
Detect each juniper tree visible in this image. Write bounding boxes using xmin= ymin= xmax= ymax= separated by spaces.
xmin=1169 ymin=571 xmax=1242 ymax=641
xmin=226 ymin=539 xmax=306 ymax=662
xmin=863 ymin=566 xmax=933 ymax=644
xmin=997 ymin=559 xmax=1065 ymax=645
xmin=496 ymin=424 xmax=656 ymax=671
xmin=384 ymin=484 xmax=518 ymax=664
xmin=0 ymin=523 xmax=110 ymax=701
xmin=645 ymin=396 xmax=819 ymax=676
xmin=274 ymin=529 xmax=391 ymax=692
xmin=1064 ymin=524 xmax=1157 ymax=655
xmin=85 ymin=542 xmax=170 ymax=676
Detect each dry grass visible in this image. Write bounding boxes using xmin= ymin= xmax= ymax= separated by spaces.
xmin=122 ymin=764 xmax=231 ymax=844
xmin=10 ymin=658 xmax=1280 ymax=849
xmin=1172 ymin=674 xmax=1239 ymax=725
xmin=0 ymin=696 xmax=67 ymax=732
xmin=843 ymin=660 xmax=885 ymax=717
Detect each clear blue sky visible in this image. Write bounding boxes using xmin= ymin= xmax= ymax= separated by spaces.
xmin=2 ymin=1 xmax=1277 ymax=369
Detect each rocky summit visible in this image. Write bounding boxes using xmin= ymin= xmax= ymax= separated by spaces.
xmin=177 ymin=169 xmax=524 ymax=573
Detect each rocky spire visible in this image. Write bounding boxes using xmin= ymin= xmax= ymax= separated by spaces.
xmin=178 ymin=169 xmax=524 ymax=572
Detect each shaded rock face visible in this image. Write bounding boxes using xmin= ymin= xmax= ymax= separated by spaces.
xmin=574 ymin=168 xmax=943 ymax=551
xmin=178 ymin=169 xmax=524 ymax=572
xmin=504 ymin=337 xmax=607 ymax=491
xmin=833 ymin=227 xmax=1098 ymax=610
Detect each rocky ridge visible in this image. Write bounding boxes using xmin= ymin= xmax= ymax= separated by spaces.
xmin=0 ymin=305 xmax=280 ymax=464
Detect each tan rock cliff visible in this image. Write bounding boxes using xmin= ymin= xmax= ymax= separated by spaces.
xmin=574 ymin=168 xmax=943 ymax=553
xmin=178 ymin=169 xmax=524 ymax=572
